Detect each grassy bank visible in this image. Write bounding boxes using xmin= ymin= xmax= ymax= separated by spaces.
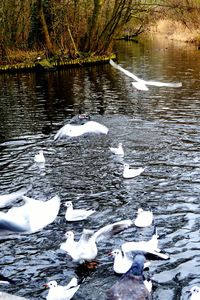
xmin=0 ymin=52 xmax=116 ymax=73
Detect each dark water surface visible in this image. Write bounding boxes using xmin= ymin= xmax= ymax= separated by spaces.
xmin=0 ymin=36 xmax=200 ymax=299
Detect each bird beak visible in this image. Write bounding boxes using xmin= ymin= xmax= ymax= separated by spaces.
xmin=43 ymin=284 xmax=48 ymax=288
xmin=108 ymin=251 xmax=113 ymax=256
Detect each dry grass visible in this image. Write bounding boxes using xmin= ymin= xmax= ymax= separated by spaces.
xmin=6 ymin=49 xmax=44 ymax=63
xmin=150 ymin=19 xmax=200 ymax=43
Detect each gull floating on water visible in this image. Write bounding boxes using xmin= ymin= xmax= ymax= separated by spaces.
xmin=122 ymin=227 xmax=162 ymax=255
xmin=65 ymin=201 xmax=95 ymax=222
xmin=134 ymin=208 xmax=153 ymax=228
xmin=34 ymin=150 xmax=45 ymax=163
xmin=110 ymin=59 xmax=182 ymax=91
xmin=0 ymin=187 xmax=28 ymax=209
xmin=60 ymin=219 xmax=132 ymax=264
xmin=0 ymin=195 xmax=60 ymax=233
xmin=188 ymin=286 xmax=200 ymax=300
xmin=110 ymin=249 xmax=151 ymax=275
xmin=106 ymin=254 xmax=152 ymax=300
xmin=54 ymin=121 xmax=109 ymax=140
xmin=109 ymin=143 xmax=124 ymax=157
xmin=123 ymin=163 xmax=144 ymax=179
xmin=44 ymin=277 xmax=80 ymax=300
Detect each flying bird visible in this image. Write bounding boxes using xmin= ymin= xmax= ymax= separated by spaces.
xmin=110 ymin=59 xmax=182 ymax=91
xmin=54 ymin=121 xmax=108 ymax=140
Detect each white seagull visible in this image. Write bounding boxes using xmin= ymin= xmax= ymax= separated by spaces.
xmin=122 ymin=227 xmax=162 ymax=254
xmin=109 ymin=143 xmax=124 ymax=157
xmin=54 ymin=121 xmax=108 ymax=140
xmin=134 ymin=208 xmax=153 ymax=228
xmin=0 ymin=187 xmax=28 ymax=208
xmin=123 ymin=163 xmax=144 ymax=179
xmin=0 ymin=195 xmax=60 ymax=233
xmin=110 ymin=248 xmax=151 ymax=275
xmin=44 ymin=277 xmax=80 ymax=300
xmin=110 ymin=59 xmax=182 ymax=91
xmin=65 ymin=201 xmax=95 ymax=222
xmin=60 ymin=219 xmax=132 ymax=264
xmin=34 ymin=150 xmax=45 ymax=163
xmin=188 ymin=286 xmax=200 ymax=300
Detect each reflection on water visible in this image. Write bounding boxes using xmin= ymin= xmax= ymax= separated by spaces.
xmin=0 ymin=36 xmax=200 ymax=299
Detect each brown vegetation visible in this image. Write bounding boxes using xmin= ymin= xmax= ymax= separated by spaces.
xmin=1 ymin=0 xmax=200 ymax=71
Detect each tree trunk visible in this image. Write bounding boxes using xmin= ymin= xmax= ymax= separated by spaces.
xmin=38 ymin=0 xmax=55 ymax=56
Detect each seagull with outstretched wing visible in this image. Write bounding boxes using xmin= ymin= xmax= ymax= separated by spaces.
xmin=110 ymin=59 xmax=182 ymax=91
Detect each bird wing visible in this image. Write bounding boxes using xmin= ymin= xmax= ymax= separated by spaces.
xmin=0 ymin=187 xmax=28 ymax=208
xmin=110 ymin=59 xmax=182 ymax=89
xmin=110 ymin=59 xmax=141 ymax=81
xmin=0 ymin=212 xmax=28 ymax=232
xmin=64 ymin=277 xmax=79 ymax=290
xmin=132 ymin=81 xmax=149 ymax=91
xmin=92 ymin=219 xmax=132 ymax=243
xmin=54 ymin=124 xmax=71 ymax=140
xmin=146 ymin=80 xmax=182 ymax=87
xmin=83 ymin=121 xmax=109 ymax=135
xmin=78 ymin=229 xmax=95 ymax=245
xmin=127 ymin=249 xmax=169 ymax=260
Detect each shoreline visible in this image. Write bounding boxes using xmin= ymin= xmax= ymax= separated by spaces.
xmin=0 ymin=54 xmax=116 ymax=74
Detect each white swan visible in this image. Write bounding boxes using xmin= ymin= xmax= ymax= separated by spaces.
xmin=110 ymin=59 xmax=182 ymax=91
xmin=34 ymin=150 xmax=45 ymax=163
xmin=188 ymin=286 xmax=200 ymax=300
xmin=134 ymin=208 xmax=153 ymax=228
xmin=54 ymin=121 xmax=109 ymax=140
xmin=109 ymin=143 xmax=124 ymax=157
xmin=65 ymin=201 xmax=95 ymax=221
xmin=44 ymin=278 xmax=80 ymax=300
xmin=0 ymin=187 xmax=28 ymax=208
xmin=0 ymin=195 xmax=60 ymax=233
xmin=60 ymin=219 xmax=132 ymax=263
xmin=123 ymin=164 xmax=144 ymax=179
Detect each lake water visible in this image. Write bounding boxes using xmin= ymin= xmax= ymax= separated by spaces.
xmin=0 ymin=35 xmax=200 ymax=299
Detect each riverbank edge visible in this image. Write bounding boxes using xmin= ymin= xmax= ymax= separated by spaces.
xmin=0 ymin=54 xmax=116 ymax=74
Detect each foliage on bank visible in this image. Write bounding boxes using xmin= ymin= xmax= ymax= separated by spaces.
xmin=0 ymin=54 xmax=116 ymax=73
xmin=1 ymin=0 xmax=200 ymax=73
